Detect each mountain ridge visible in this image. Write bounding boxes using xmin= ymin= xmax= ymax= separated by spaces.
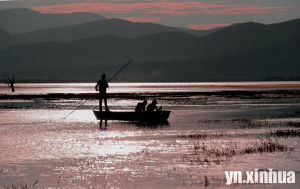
xmin=13 ymin=18 xmax=185 ymax=45
xmin=0 ymin=8 xmax=106 ymax=33
xmin=0 ymin=14 xmax=299 ymax=81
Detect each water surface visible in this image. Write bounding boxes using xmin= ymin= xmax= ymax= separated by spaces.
xmin=0 ymin=82 xmax=299 ymax=188
xmin=1 ymin=81 xmax=300 ymax=94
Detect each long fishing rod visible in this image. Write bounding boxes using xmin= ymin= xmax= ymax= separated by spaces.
xmin=108 ymin=59 xmax=132 ymax=82
xmin=63 ymin=59 xmax=132 ymax=119
xmin=63 ymin=99 xmax=89 ymax=119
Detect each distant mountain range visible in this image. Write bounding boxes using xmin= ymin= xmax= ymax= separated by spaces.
xmin=0 ymin=17 xmax=205 ymax=50
xmin=0 ymin=8 xmax=105 ymax=33
xmin=0 ymin=8 xmax=299 ymax=81
xmin=13 ymin=18 xmax=185 ymax=45
xmin=0 ymin=29 xmax=13 ymax=49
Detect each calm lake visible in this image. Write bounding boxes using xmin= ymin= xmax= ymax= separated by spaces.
xmin=0 ymin=82 xmax=299 ymax=188
xmin=1 ymin=81 xmax=300 ymax=94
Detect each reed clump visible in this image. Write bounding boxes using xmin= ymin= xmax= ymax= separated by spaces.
xmin=240 ymin=138 xmax=292 ymax=154
xmin=182 ymin=138 xmax=292 ymax=165
xmin=3 ymin=180 xmax=39 ymax=189
xmin=272 ymin=129 xmax=300 ymax=137
xmin=287 ymin=122 xmax=300 ymax=128
xmin=177 ymin=132 xmax=227 ymax=139
xmin=200 ymin=118 xmax=262 ymax=128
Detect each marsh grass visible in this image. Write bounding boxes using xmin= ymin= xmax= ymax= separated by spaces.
xmin=202 ymin=175 xmax=226 ymax=187
xmin=200 ymin=118 xmax=263 ymax=128
xmin=178 ymin=132 xmax=227 ymax=139
xmin=177 ymin=130 xmax=266 ymax=140
xmin=271 ymin=129 xmax=300 ymax=137
xmin=4 ymin=180 xmax=38 ymax=189
xmin=182 ymin=138 xmax=292 ymax=165
xmin=240 ymin=138 xmax=292 ymax=154
xmin=5 ymin=184 xmax=28 ymax=189
xmin=288 ymin=122 xmax=300 ymax=128
xmin=179 ymin=173 xmax=225 ymax=188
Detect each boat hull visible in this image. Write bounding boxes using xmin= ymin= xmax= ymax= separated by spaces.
xmin=93 ymin=111 xmax=170 ymax=122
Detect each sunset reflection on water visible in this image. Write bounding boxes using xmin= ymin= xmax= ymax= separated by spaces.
xmin=0 ymin=82 xmax=300 ymax=188
xmin=1 ymin=81 xmax=300 ymax=94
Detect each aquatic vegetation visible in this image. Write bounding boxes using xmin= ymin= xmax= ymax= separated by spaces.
xmin=240 ymin=138 xmax=292 ymax=154
xmin=287 ymin=122 xmax=300 ymax=128
xmin=5 ymin=184 xmax=29 ymax=189
xmin=199 ymin=118 xmax=263 ymax=128
xmin=182 ymin=138 xmax=292 ymax=166
xmin=1 ymin=86 xmax=300 ymax=188
xmin=272 ymin=129 xmax=300 ymax=137
xmin=177 ymin=132 xmax=228 ymax=139
xmin=4 ymin=180 xmax=38 ymax=189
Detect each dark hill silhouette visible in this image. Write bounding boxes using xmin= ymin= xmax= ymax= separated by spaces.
xmin=13 ymin=18 xmax=183 ymax=45
xmin=196 ymin=19 xmax=300 ymax=56
xmin=0 ymin=32 xmax=199 ymax=70
xmin=187 ymin=26 xmax=226 ymax=38
xmin=132 ymin=32 xmax=202 ymax=60
xmin=268 ymin=18 xmax=300 ymax=39
xmin=0 ymin=29 xmax=14 ymax=49
xmin=0 ymin=8 xmax=105 ymax=33
xmin=0 ymin=18 xmax=299 ymax=81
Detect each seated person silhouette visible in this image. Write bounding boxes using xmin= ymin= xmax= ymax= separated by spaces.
xmin=135 ymin=100 xmax=147 ymax=112
xmin=146 ymin=99 xmax=162 ymax=112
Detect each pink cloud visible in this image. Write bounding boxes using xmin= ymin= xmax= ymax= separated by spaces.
xmin=187 ymin=23 xmax=230 ymax=30
xmin=32 ymin=2 xmax=228 ymax=14
xmin=204 ymin=5 xmax=295 ymax=15
xmin=121 ymin=17 xmax=162 ymax=23
xmin=31 ymin=1 xmax=295 ymax=16
xmin=144 ymin=9 xmax=197 ymax=15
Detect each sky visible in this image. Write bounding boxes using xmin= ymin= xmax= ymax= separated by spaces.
xmin=0 ymin=0 xmax=299 ymax=29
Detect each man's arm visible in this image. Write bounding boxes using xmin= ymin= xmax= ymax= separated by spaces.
xmin=95 ymin=82 xmax=99 ymax=91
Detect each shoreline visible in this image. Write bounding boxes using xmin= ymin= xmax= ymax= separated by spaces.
xmin=1 ymin=90 xmax=300 ymax=100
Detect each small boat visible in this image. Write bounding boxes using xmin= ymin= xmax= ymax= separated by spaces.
xmin=93 ymin=110 xmax=171 ymax=122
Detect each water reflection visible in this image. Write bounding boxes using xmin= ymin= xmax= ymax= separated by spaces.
xmin=133 ymin=120 xmax=170 ymax=128
xmin=98 ymin=120 xmax=170 ymax=131
xmin=99 ymin=119 xmax=108 ymax=130
xmin=1 ymin=81 xmax=300 ymax=94
xmin=1 ymin=86 xmax=300 ymax=188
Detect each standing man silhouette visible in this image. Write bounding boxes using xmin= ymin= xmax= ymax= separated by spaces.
xmin=95 ymin=74 xmax=109 ymax=112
